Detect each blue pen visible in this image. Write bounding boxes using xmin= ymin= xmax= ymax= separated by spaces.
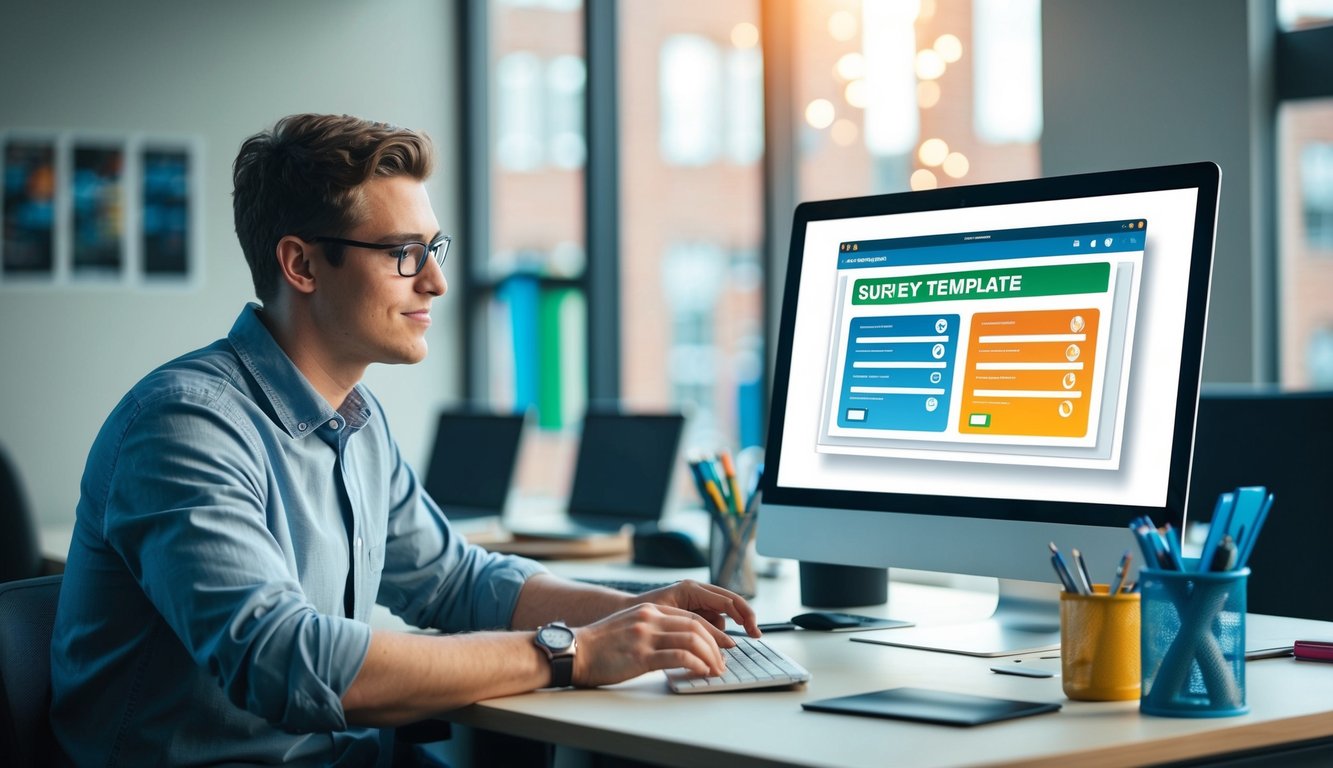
xmin=1198 ymin=491 xmax=1236 ymax=573
xmin=1109 ymin=550 xmax=1132 ymax=595
xmin=1128 ymin=521 xmax=1157 ymax=570
xmin=1048 ymin=542 xmax=1081 ymax=594
xmin=1162 ymin=523 xmax=1184 ymax=570
xmin=1072 ymin=548 xmax=1094 ymax=592
xmin=1236 ymin=492 xmax=1273 ymax=568
xmin=1130 ymin=520 xmax=1173 ymax=570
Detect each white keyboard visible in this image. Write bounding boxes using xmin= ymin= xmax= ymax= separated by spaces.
xmin=666 ymin=635 xmax=811 ymax=693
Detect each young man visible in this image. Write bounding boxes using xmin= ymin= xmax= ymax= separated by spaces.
xmin=50 ymin=113 xmax=758 ymax=766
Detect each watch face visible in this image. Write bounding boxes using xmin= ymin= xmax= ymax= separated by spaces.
xmin=538 ymin=625 xmax=574 ymax=651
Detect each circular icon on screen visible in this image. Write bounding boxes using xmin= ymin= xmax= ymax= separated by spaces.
xmin=1062 ymin=372 xmax=1077 ymax=389
xmin=932 ymin=343 xmax=945 ymax=359
xmin=935 ymin=318 xmax=948 ymax=334
xmin=929 ymin=371 xmax=943 ymax=384
xmin=1070 ymin=315 xmax=1085 ymax=333
xmin=1058 ymin=400 xmax=1074 ymax=418
xmin=925 ymin=397 xmax=939 ymax=412
xmin=1065 ymin=344 xmax=1081 ymax=362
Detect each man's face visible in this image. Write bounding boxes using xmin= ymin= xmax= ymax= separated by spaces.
xmin=309 ymin=175 xmax=445 ymax=370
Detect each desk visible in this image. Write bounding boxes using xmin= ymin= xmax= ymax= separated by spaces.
xmin=442 ymin=561 xmax=1333 ymax=768
xmin=44 ymin=523 xmax=1333 ymax=765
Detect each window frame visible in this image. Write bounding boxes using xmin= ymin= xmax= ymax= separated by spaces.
xmin=1272 ymin=19 xmax=1333 ymax=383
xmin=460 ymin=0 xmax=779 ymax=428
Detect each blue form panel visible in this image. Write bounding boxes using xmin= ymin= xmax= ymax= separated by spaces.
xmin=837 ymin=313 xmax=960 ymax=432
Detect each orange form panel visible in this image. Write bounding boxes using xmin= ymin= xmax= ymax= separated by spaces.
xmin=959 ymin=308 xmax=1101 ymax=437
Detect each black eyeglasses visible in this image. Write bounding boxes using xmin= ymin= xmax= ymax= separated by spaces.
xmin=309 ymin=233 xmax=451 ymax=277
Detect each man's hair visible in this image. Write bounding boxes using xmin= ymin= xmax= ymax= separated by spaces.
xmin=232 ymin=114 xmax=435 ymax=303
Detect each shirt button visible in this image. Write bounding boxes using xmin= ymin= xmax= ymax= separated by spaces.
xmin=329 ymin=419 xmax=340 ymax=430
xmin=297 ymin=422 xmax=307 ymax=432
xmin=354 ymin=537 xmax=363 ymax=551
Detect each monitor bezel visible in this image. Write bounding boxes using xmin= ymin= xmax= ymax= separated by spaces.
xmin=761 ymin=162 xmax=1221 ymax=532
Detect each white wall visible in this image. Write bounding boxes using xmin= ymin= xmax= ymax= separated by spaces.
xmin=0 ymin=0 xmax=463 ymax=527
xmin=1041 ymin=0 xmax=1273 ymax=384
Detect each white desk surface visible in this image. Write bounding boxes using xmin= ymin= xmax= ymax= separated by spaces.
xmin=43 ymin=523 xmax=1333 ymax=767
xmin=439 ymin=560 xmax=1333 ymax=768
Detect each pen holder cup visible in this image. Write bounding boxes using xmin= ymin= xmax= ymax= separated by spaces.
xmin=709 ymin=513 xmax=757 ymax=599
xmin=1140 ymin=567 xmax=1249 ymax=717
xmin=1060 ymin=585 xmax=1141 ymax=701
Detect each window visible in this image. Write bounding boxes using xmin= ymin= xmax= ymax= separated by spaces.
xmin=618 ymin=1 xmax=765 ymax=452
xmin=462 ymin=1 xmax=1040 ymax=476
xmin=464 ymin=0 xmax=765 ymax=471
xmin=1275 ymin=5 xmax=1333 ymax=386
xmin=791 ymin=0 xmax=1041 ymax=201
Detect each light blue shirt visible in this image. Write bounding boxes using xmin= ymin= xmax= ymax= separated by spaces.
xmin=51 ymin=304 xmax=546 ymax=766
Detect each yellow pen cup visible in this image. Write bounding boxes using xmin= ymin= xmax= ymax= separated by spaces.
xmin=1060 ymin=585 xmax=1141 ymax=701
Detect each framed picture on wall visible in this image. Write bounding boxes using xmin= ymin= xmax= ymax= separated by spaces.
xmin=1 ymin=135 xmax=58 ymax=278
xmin=0 ymin=131 xmax=200 ymax=288
xmin=70 ymin=138 xmax=126 ymax=279
xmin=140 ymin=143 xmax=192 ymax=278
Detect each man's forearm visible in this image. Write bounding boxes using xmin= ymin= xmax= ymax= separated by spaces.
xmin=509 ymin=573 xmax=636 ymax=629
xmin=343 ymin=576 xmax=635 ymax=725
xmin=341 ymin=629 xmax=548 ymax=726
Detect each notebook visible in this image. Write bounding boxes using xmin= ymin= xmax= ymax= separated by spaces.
xmin=422 ymin=410 xmax=526 ymax=530
xmin=507 ymin=411 xmax=686 ymax=539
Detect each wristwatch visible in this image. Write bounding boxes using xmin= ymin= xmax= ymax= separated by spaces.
xmin=534 ymin=621 xmax=578 ymax=688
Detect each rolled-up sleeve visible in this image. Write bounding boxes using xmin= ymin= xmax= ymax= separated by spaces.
xmin=103 ymin=391 xmax=369 ymax=733
xmin=371 ymin=419 xmax=546 ymax=633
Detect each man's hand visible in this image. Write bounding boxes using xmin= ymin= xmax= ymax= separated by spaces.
xmin=566 ymin=580 xmax=762 ymax=688
xmin=571 ymin=602 xmax=732 ymax=687
xmin=637 ymin=579 xmax=761 ymax=638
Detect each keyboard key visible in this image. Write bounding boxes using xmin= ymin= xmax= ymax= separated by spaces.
xmin=666 ymin=636 xmax=811 ymax=693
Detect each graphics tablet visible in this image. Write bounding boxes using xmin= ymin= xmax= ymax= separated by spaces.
xmin=802 ymin=687 xmax=1061 ymax=726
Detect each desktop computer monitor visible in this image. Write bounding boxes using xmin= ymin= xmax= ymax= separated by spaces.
xmin=757 ymin=162 xmax=1221 ymax=655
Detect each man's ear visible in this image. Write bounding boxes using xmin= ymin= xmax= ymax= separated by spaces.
xmin=275 ymin=236 xmax=317 ymax=295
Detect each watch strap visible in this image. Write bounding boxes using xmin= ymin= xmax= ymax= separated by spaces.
xmin=549 ymin=651 xmax=574 ymax=687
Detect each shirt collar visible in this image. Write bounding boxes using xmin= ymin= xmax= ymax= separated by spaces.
xmin=228 ymin=303 xmax=343 ymax=440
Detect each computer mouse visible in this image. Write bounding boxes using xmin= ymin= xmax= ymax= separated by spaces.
xmin=631 ymin=529 xmax=708 ymax=568
xmin=790 ymin=611 xmax=872 ymax=631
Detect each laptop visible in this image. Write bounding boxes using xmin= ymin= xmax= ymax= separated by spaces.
xmin=507 ymin=411 xmax=687 ymax=539
xmin=422 ymin=409 xmax=526 ymax=531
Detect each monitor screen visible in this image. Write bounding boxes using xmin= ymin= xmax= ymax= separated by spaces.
xmin=422 ymin=410 xmax=526 ymax=520
xmin=567 ymin=411 xmax=686 ymax=527
xmin=758 ymin=163 xmax=1219 ymax=652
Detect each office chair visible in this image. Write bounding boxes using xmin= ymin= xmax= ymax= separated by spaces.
xmin=1189 ymin=388 xmax=1333 ymax=621
xmin=0 ymin=574 xmax=62 ymax=767
xmin=0 ymin=444 xmax=43 ymax=583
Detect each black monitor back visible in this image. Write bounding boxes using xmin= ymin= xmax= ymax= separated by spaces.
xmin=1189 ymin=388 xmax=1333 ymax=621
xmin=567 ymin=411 xmax=686 ymax=529
xmin=423 ymin=410 xmax=526 ymax=520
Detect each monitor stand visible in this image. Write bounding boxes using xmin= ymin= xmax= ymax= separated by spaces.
xmin=862 ymin=578 xmax=1061 ymax=657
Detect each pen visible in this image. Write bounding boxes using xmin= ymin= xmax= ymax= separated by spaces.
xmin=686 ymin=458 xmax=716 ymax=511
xmin=1162 ymin=523 xmax=1184 ymax=570
xmin=697 ymin=458 xmax=732 ymax=515
xmin=1072 ymin=549 xmax=1094 ymax=594
xmin=719 ymin=451 xmax=745 ymax=517
xmin=1210 ymin=534 xmax=1238 ymax=572
xmin=1109 ymin=550 xmax=1132 ymax=595
xmin=1236 ymin=492 xmax=1273 ymax=568
xmin=702 ymin=479 xmax=729 ymax=520
xmin=1048 ymin=542 xmax=1080 ymax=593
xmin=1050 ymin=555 xmax=1077 ymax=593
